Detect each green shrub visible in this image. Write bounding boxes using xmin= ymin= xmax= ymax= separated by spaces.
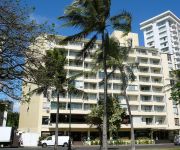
xmin=85 ymin=137 xmax=154 ymax=145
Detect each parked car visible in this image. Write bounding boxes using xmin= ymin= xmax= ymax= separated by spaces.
xmin=40 ymin=135 xmax=69 ymax=148
xmin=174 ymin=135 xmax=180 ymax=145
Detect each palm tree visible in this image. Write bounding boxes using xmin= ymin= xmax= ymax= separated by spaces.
xmin=67 ymin=79 xmax=86 ymax=150
xmin=59 ymin=1 xmax=131 ymax=149
xmin=29 ymin=48 xmax=67 ymax=150
xmin=94 ymin=37 xmax=137 ymax=150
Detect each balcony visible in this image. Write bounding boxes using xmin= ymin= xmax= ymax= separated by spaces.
xmin=142 ymin=117 xmax=153 ymax=125
xmin=151 ymin=69 xmax=161 ymax=74
xmin=152 ymin=87 xmax=163 ymax=93
xmin=141 ymin=106 xmax=153 ymax=112
xmin=150 ymin=60 xmax=160 ymax=66
xmin=84 ymin=83 xmax=97 ymax=90
xmin=140 ymin=86 xmax=151 ymax=92
xmin=141 ymin=96 xmax=152 ymax=102
xmin=154 ymin=106 xmax=165 ymax=112
xmin=139 ymin=68 xmax=149 ymax=74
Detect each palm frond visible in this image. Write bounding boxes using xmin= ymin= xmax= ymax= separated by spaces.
xmin=77 ymin=33 xmax=98 ymax=59
xmin=59 ymin=30 xmax=90 ymax=44
xmin=110 ymin=11 xmax=132 ymax=35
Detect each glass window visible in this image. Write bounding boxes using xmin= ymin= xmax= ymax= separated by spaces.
xmin=42 ymin=116 xmax=49 ymax=125
xmin=84 ymin=104 xmax=96 ymax=110
xmin=127 ymin=85 xmax=138 ymax=91
xmin=47 ymin=137 xmax=52 ymax=140
xmin=87 ymin=93 xmax=97 ymax=100
xmin=69 ymin=103 xmax=82 ymax=110
xmin=175 ymin=118 xmax=179 ymax=126
xmin=51 ymin=102 xmax=66 ymax=110
xmin=113 ymin=84 xmax=121 ymax=90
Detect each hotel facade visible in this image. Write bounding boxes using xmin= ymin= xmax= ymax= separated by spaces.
xmin=140 ymin=11 xmax=180 ymax=70
xmin=19 ymin=31 xmax=179 ymax=142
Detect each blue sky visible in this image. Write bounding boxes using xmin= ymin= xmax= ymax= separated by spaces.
xmin=26 ymin=0 xmax=180 ymax=46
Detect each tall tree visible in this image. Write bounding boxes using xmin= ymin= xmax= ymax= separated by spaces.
xmin=29 ymin=48 xmax=67 ymax=150
xmin=0 ymin=0 xmax=51 ymax=100
xmin=94 ymin=37 xmax=136 ymax=150
xmin=86 ymin=96 xmax=125 ymax=146
xmin=6 ymin=112 xmax=19 ymax=128
xmin=29 ymin=48 xmax=84 ymax=150
xmin=170 ymin=70 xmax=180 ymax=103
xmin=59 ymin=1 xmax=131 ymax=149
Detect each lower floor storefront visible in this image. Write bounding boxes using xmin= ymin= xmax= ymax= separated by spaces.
xmin=41 ymin=128 xmax=179 ymax=142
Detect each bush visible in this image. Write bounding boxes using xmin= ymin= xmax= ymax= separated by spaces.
xmin=84 ymin=137 xmax=154 ymax=145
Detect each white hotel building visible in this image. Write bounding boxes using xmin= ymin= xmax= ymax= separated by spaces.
xmin=19 ymin=31 xmax=179 ymax=142
xmin=140 ymin=11 xmax=180 ymax=70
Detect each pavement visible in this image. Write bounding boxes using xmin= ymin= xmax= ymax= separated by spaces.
xmin=1 ymin=143 xmax=179 ymax=150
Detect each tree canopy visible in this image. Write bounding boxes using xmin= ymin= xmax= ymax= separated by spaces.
xmin=86 ymin=96 xmax=125 ymax=137
xmin=170 ymin=70 xmax=180 ymax=103
xmin=0 ymin=0 xmax=51 ymax=100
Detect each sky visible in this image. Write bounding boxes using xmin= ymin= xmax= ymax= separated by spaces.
xmin=11 ymin=0 xmax=180 ymax=112
xmin=26 ymin=0 xmax=180 ymax=46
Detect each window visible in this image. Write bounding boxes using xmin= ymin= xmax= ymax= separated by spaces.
xmin=113 ymin=84 xmax=121 ymax=90
xmin=139 ymin=67 xmax=149 ymax=72
xmin=114 ymin=94 xmax=124 ymax=101
xmin=51 ymin=102 xmax=66 ymax=110
xmin=100 ymin=83 xmax=111 ymax=89
xmin=175 ymin=118 xmax=179 ymax=126
xmin=69 ymin=50 xmax=80 ymax=56
xmin=99 ymin=72 xmax=104 ymax=79
xmin=154 ymin=106 xmax=164 ymax=112
xmin=142 ymin=117 xmax=153 ymax=125
xmin=142 ymin=106 xmax=152 ymax=112
xmin=70 ymin=103 xmax=82 ymax=110
xmin=47 ymin=137 xmax=52 ymax=140
xmin=69 ymin=42 xmax=83 ymax=47
xmin=173 ymin=106 xmax=179 ymax=115
xmin=154 ymin=96 xmax=163 ymax=102
xmin=87 ymin=93 xmax=97 ymax=100
xmin=127 ymin=85 xmax=138 ymax=91
xmin=141 ymin=96 xmax=151 ymax=101
xmin=85 ymin=73 xmax=96 ymax=79
xmin=75 ymin=81 xmax=84 ymax=89
xmin=84 ymin=104 xmax=96 ymax=110
xmin=152 ymin=52 xmax=158 ymax=56
xmin=156 ymin=117 xmax=164 ymax=124
xmin=84 ymin=83 xmax=96 ymax=89
xmin=140 ymin=86 xmax=150 ymax=91
xmin=42 ymin=116 xmax=49 ymax=125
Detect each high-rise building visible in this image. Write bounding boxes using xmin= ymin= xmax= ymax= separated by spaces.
xmin=140 ymin=11 xmax=180 ymax=70
xmin=19 ymin=31 xmax=178 ymax=142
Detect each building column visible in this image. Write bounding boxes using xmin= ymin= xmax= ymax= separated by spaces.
xmin=150 ymin=130 xmax=153 ymax=140
xmin=87 ymin=130 xmax=90 ymax=140
xmin=2 ymin=111 xmax=7 ymax=127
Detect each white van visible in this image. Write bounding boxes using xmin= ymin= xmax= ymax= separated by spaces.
xmin=40 ymin=135 xmax=69 ymax=148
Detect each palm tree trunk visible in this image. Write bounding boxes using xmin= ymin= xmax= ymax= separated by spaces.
xmin=54 ymin=92 xmax=60 ymax=150
xmin=68 ymin=92 xmax=72 ymax=150
xmin=124 ymin=91 xmax=135 ymax=150
xmin=102 ymin=31 xmax=108 ymax=150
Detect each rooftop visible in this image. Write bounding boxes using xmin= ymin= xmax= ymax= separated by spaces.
xmin=140 ymin=10 xmax=180 ymax=29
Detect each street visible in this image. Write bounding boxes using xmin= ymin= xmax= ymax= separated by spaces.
xmin=1 ymin=143 xmax=180 ymax=150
